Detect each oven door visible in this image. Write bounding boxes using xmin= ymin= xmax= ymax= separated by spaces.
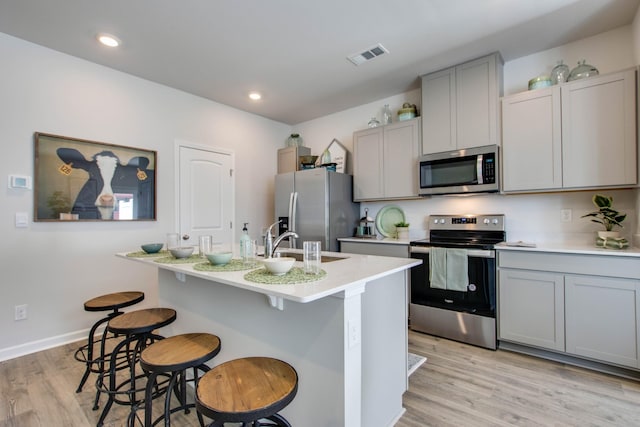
xmin=410 ymin=246 xmax=496 ymax=317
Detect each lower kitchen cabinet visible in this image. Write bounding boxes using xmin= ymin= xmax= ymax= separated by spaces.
xmin=498 ymin=269 xmax=565 ymax=351
xmin=498 ymin=249 xmax=640 ymax=370
xmin=565 ymin=275 xmax=640 ymax=368
xmin=339 ymin=239 xmax=409 ymax=258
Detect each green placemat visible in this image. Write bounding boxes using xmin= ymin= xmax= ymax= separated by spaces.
xmin=126 ymin=250 xmax=169 ymax=258
xmin=154 ymin=254 xmax=202 ymax=264
xmin=193 ymin=259 xmax=259 ymax=272
xmin=244 ymin=267 xmax=326 ymax=284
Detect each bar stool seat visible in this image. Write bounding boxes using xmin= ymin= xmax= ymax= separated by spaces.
xmin=196 ymin=357 xmax=298 ymax=427
xmin=96 ymin=307 xmax=176 ymax=427
xmin=133 ymin=333 xmax=221 ymax=426
xmin=74 ymin=291 xmax=145 ymax=394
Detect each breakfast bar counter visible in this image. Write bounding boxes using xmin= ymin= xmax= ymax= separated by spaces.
xmin=117 ymin=250 xmax=420 ymax=427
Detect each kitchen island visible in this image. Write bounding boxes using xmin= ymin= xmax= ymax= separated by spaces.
xmin=118 ymin=249 xmax=420 ymax=427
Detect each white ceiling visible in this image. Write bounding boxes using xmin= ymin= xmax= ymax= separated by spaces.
xmin=0 ymin=0 xmax=638 ymax=125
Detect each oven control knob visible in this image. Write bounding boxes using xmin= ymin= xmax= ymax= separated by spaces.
xmin=483 ymin=218 xmax=490 ymax=225
xmin=439 ymin=219 xmax=445 ymax=224
xmin=492 ymin=218 xmax=499 ymax=225
xmin=433 ymin=218 xmax=439 ymax=224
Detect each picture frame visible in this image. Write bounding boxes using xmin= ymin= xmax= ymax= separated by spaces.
xmin=34 ymin=132 xmax=157 ymax=221
xmin=323 ymin=138 xmax=347 ymax=173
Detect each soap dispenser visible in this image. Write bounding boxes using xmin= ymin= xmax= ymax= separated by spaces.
xmin=240 ymin=223 xmax=250 ymax=257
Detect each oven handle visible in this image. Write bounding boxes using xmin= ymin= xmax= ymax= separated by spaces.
xmin=410 ymin=246 xmax=495 ymax=259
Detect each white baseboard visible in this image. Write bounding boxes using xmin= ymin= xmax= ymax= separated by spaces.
xmin=0 ymin=328 xmax=90 ymax=362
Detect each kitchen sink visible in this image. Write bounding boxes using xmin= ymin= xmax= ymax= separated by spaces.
xmin=272 ymin=252 xmax=346 ymax=263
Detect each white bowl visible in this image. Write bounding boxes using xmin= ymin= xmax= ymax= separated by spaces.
xmin=262 ymin=257 xmax=295 ymax=276
xmin=206 ymin=251 xmax=233 ymax=266
xmin=169 ymin=246 xmax=194 ymax=259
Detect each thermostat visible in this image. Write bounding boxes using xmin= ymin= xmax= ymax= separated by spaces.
xmin=8 ymin=175 xmax=32 ymax=189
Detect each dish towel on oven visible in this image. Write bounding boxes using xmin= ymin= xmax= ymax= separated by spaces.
xmin=429 ymin=248 xmax=469 ymax=292
xmin=445 ymin=248 xmax=469 ymax=292
xmin=429 ymin=247 xmax=448 ymax=289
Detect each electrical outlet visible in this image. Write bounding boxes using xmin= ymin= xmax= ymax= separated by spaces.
xmin=15 ymin=304 xmax=27 ymax=321
xmin=561 ymin=209 xmax=572 ymax=222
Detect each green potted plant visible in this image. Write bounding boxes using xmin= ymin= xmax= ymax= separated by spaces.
xmin=581 ymin=194 xmax=626 ymax=238
xmin=394 ymin=221 xmax=410 ymax=240
xmin=47 ymin=190 xmax=72 ymax=219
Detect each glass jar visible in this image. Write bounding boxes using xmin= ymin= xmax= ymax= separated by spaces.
xmin=382 ymin=104 xmax=392 ymax=125
xmin=567 ymin=60 xmax=599 ymax=82
xmin=368 ymin=117 xmax=380 ymax=128
xmin=286 ymin=133 xmax=303 ymax=147
xmin=550 ymin=60 xmax=570 ymax=84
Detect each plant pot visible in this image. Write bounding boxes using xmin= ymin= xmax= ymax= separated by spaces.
xmin=597 ymin=231 xmax=620 ymax=239
xmin=396 ymin=226 xmax=409 ymax=240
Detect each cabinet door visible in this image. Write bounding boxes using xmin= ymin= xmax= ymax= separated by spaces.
xmin=421 ymin=67 xmax=456 ymax=154
xmin=565 ymin=275 xmax=640 ymax=368
xmin=353 ymin=127 xmax=384 ymax=201
xmin=561 ymin=69 xmax=637 ymax=188
xmin=501 ymin=86 xmax=562 ymax=191
xmin=456 ymin=54 xmax=498 ymax=150
xmin=498 ymin=269 xmax=565 ymax=351
xmin=383 ymin=119 xmax=421 ymax=198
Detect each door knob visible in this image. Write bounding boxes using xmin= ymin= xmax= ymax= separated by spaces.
xmin=182 ymin=234 xmax=190 ymax=240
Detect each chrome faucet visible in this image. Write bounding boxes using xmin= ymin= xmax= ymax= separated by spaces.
xmin=264 ymin=220 xmax=299 ymax=258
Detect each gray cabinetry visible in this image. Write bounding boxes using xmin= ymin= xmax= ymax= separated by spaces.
xmin=501 ymin=68 xmax=637 ymax=192
xmin=498 ymin=269 xmax=565 ymax=351
xmin=421 ymin=53 xmax=502 ymax=155
xmin=340 ymin=240 xmax=409 ymax=258
xmin=353 ymin=117 xmax=420 ymax=201
xmin=498 ymin=249 xmax=640 ymax=370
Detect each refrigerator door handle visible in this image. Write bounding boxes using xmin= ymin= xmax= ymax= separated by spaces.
xmin=290 ymin=192 xmax=298 ymax=248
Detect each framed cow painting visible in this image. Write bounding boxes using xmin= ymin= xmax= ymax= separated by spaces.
xmin=34 ymin=133 xmax=157 ymax=221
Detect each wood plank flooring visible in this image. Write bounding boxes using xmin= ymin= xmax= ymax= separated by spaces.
xmin=1 ymin=330 xmax=639 ymax=426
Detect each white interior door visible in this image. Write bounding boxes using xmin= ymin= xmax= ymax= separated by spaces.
xmin=177 ymin=142 xmax=234 ymax=249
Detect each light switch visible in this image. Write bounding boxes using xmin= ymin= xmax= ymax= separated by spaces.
xmin=15 ymin=212 xmax=28 ymax=228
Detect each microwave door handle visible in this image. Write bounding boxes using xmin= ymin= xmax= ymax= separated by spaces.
xmin=476 ymin=154 xmax=484 ymax=184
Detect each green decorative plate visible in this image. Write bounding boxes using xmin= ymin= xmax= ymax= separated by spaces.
xmin=244 ymin=267 xmax=326 ymax=285
xmin=154 ymin=254 xmax=202 ymax=264
xmin=375 ymin=205 xmax=406 ymax=237
xmin=193 ymin=259 xmax=259 ymax=272
xmin=126 ymin=250 xmax=169 ymax=258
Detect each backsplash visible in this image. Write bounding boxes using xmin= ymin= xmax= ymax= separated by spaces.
xmin=362 ymin=188 xmax=638 ymax=245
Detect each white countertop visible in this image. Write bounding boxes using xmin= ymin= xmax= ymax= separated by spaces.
xmin=496 ymin=241 xmax=640 ymax=258
xmin=117 ymin=249 xmax=421 ymax=303
xmin=338 ymin=236 xmax=411 ymax=245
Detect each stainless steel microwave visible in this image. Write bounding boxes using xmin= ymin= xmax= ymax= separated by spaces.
xmin=418 ymin=145 xmax=499 ymax=196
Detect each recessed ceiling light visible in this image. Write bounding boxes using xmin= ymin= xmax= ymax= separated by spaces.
xmin=97 ymin=33 xmax=120 ymax=48
xmin=248 ymin=92 xmax=262 ymax=101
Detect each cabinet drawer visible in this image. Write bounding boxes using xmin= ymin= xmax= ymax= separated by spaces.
xmin=498 ymin=250 xmax=640 ymax=280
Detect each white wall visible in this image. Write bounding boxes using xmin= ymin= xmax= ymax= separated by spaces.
xmin=294 ymin=24 xmax=639 ymax=245
xmin=0 ymin=33 xmax=290 ymax=360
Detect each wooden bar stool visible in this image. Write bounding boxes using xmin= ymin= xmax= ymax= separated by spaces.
xmin=74 ymin=291 xmax=145 ymax=394
xmin=195 ymin=357 xmax=298 ymax=427
xmin=130 ymin=333 xmax=221 ymax=426
xmin=96 ymin=307 xmax=177 ymax=427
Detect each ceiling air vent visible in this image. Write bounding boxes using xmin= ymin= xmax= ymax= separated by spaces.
xmin=347 ymin=43 xmax=389 ymax=66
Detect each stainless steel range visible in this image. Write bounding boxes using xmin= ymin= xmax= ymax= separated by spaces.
xmin=409 ymin=214 xmax=505 ymax=349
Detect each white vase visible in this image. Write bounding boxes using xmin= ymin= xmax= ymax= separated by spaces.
xmin=597 ymin=231 xmax=620 ymax=239
xmin=396 ymin=227 xmax=409 ymax=240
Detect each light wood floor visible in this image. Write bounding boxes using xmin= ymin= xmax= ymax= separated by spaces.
xmin=1 ymin=330 xmax=640 ymax=426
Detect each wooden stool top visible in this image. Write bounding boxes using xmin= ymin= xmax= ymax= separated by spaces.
xmin=84 ymin=291 xmax=144 ymax=312
xmin=140 ymin=333 xmax=221 ymax=373
xmin=107 ymin=307 xmax=176 ymax=335
xmin=196 ymin=357 xmax=298 ymax=421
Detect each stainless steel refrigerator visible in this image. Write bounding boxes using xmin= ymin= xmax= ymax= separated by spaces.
xmin=274 ymin=168 xmax=359 ymax=252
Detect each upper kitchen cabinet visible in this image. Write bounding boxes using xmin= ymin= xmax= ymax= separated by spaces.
xmin=353 ymin=117 xmax=421 ymax=201
xmin=502 ymin=86 xmax=562 ymax=192
xmin=502 ymin=68 xmax=637 ymax=193
xmin=421 ymin=53 xmax=503 ymax=155
xmin=562 ymin=69 xmax=637 ymax=189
